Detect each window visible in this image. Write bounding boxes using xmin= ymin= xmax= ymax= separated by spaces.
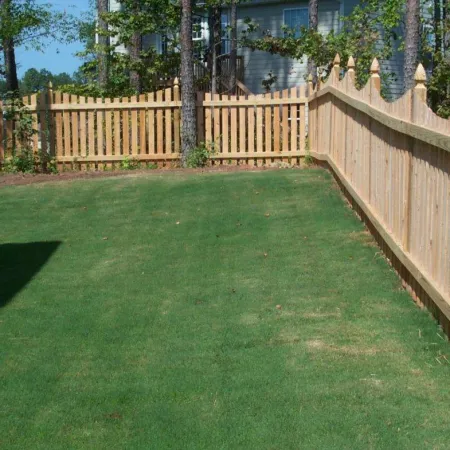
xmin=221 ymin=13 xmax=230 ymax=55
xmin=283 ymin=8 xmax=308 ymax=38
xmin=192 ymin=17 xmax=205 ymax=41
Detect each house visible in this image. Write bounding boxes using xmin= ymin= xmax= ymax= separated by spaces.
xmin=107 ymin=0 xmax=417 ymax=98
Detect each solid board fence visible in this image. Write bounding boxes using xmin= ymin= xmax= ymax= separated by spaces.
xmin=309 ymin=55 xmax=450 ymax=334
xmin=0 ymin=81 xmax=309 ymax=169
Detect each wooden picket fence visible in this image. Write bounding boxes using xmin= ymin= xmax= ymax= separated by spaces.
xmin=309 ymin=54 xmax=450 ymax=334
xmin=0 ymin=81 xmax=308 ymax=169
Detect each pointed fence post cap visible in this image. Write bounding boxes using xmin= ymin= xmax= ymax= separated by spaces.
xmin=174 ymin=77 xmax=180 ymax=86
xmin=347 ymin=56 xmax=355 ymax=70
xmin=333 ymin=53 xmax=341 ymax=66
xmin=370 ymin=58 xmax=380 ymax=74
xmin=414 ymin=64 xmax=427 ymax=84
xmin=308 ymin=73 xmax=313 ymax=82
xmin=48 ymin=81 xmax=53 ymax=89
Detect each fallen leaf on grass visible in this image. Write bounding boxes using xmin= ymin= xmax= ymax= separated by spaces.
xmin=276 ymin=305 xmax=282 ymax=310
xmin=102 ymin=237 xmax=108 ymax=240
xmin=176 ymin=221 xmax=180 ymax=225
xmin=264 ymin=213 xmax=270 ymax=217
xmin=264 ymin=252 xmax=268 ymax=258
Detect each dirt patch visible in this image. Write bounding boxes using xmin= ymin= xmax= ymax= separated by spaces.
xmin=306 ymin=339 xmax=380 ymax=356
xmin=348 ymin=230 xmax=378 ymax=248
xmin=0 ymin=165 xmax=297 ymax=188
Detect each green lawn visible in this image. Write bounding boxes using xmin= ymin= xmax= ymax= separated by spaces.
xmin=1 ymin=169 xmax=450 ymax=449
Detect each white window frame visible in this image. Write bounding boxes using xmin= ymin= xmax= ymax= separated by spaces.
xmin=192 ymin=16 xmax=208 ymax=42
xmin=283 ymin=7 xmax=309 ymax=37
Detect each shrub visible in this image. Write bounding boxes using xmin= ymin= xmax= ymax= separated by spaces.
xmin=185 ymin=142 xmax=215 ymax=168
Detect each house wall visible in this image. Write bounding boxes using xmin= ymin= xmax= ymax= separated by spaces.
xmin=232 ymin=1 xmax=342 ymax=94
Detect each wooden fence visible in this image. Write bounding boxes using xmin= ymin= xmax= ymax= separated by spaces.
xmin=309 ymin=54 xmax=450 ymax=333
xmin=0 ymin=81 xmax=308 ymax=169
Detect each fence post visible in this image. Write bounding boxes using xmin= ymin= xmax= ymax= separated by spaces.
xmin=47 ymin=82 xmax=55 ymax=164
xmin=346 ymin=56 xmax=355 ymax=89
xmin=332 ymin=53 xmax=341 ymax=85
xmin=368 ymin=58 xmax=381 ymax=203
xmin=329 ymin=54 xmax=340 ymax=156
xmin=402 ymin=64 xmax=427 ymax=252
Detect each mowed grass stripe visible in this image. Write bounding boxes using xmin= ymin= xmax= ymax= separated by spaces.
xmin=0 ymin=169 xmax=449 ymax=449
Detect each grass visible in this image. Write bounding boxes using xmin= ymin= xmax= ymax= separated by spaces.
xmin=1 ymin=169 xmax=450 ymax=449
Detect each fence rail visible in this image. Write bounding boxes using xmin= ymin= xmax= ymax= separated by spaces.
xmin=309 ymin=55 xmax=450 ymax=333
xmin=0 ymin=81 xmax=308 ymax=169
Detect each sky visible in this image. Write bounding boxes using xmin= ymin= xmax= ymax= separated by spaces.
xmin=16 ymin=0 xmax=92 ymax=78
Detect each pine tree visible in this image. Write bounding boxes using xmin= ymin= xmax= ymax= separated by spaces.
xmin=180 ymin=0 xmax=197 ymax=166
xmin=404 ymin=0 xmax=420 ymax=90
xmin=97 ymin=0 xmax=109 ymax=89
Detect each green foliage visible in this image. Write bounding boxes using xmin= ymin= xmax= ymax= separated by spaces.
xmin=1 ymin=93 xmax=39 ymax=173
xmin=120 ymin=156 xmax=141 ymax=170
xmin=0 ymin=0 xmax=78 ymax=52
xmin=421 ymin=1 xmax=450 ymax=118
xmin=261 ymin=71 xmax=277 ymax=92
xmin=2 ymin=149 xmax=37 ymax=173
xmin=185 ymin=142 xmax=215 ymax=168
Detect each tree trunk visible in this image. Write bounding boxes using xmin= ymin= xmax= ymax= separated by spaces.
xmin=435 ymin=0 xmax=442 ymax=54
xmin=308 ymin=0 xmax=318 ymax=86
xmin=97 ymin=0 xmax=109 ymax=90
xmin=229 ymin=0 xmax=237 ymax=94
xmin=180 ymin=0 xmax=197 ymax=166
xmin=0 ymin=0 xmax=19 ymax=93
xmin=404 ymin=0 xmax=421 ymax=91
xmin=210 ymin=5 xmax=222 ymax=94
xmin=129 ymin=1 xmax=142 ymax=94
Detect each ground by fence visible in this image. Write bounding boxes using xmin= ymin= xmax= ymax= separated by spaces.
xmin=309 ymin=55 xmax=450 ymax=334
xmin=0 ymin=80 xmax=308 ymax=170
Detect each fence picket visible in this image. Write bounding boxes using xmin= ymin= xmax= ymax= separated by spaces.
xmin=79 ymin=96 xmax=87 ymax=168
xmin=105 ymin=98 xmax=113 ymax=169
xmin=165 ymin=89 xmax=172 ymax=156
xmin=148 ymin=93 xmax=155 ymax=155
xmin=222 ymin=93 xmax=229 ymax=160
xmin=131 ymin=95 xmax=138 ymax=156
xmin=239 ymin=95 xmax=246 ymax=159
xmin=256 ymin=96 xmax=263 ymax=166
xmin=87 ymin=97 xmax=95 ymax=168
xmin=290 ymin=87 xmax=298 ymax=158
xmin=156 ymin=90 xmax=163 ymax=154
xmin=63 ymin=93 xmax=71 ymax=161
xmin=71 ymin=95 xmax=79 ymax=166
xmin=122 ymin=97 xmax=130 ymax=156
xmin=114 ymin=97 xmax=121 ymax=159
xmin=214 ymin=93 xmax=221 ymax=158
xmin=139 ymin=94 xmax=147 ymax=157
xmin=265 ymin=92 xmax=272 ymax=156
xmin=247 ymin=95 xmax=255 ymax=165
xmin=230 ymin=95 xmax=237 ymax=165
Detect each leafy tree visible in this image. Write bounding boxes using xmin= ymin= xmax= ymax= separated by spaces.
xmin=19 ymin=68 xmax=74 ymax=94
xmin=0 ymin=0 xmax=77 ymax=96
xmin=423 ymin=0 xmax=450 ymax=117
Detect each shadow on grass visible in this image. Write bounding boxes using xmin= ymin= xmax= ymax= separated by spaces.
xmin=0 ymin=242 xmax=61 ymax=308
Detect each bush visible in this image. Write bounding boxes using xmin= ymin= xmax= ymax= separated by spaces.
xmin=185 ymin=142 xmax=215 ymax=168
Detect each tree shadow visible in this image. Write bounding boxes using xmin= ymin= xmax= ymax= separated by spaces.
xmin=0 ymin=242 xmax=61 ymax=308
